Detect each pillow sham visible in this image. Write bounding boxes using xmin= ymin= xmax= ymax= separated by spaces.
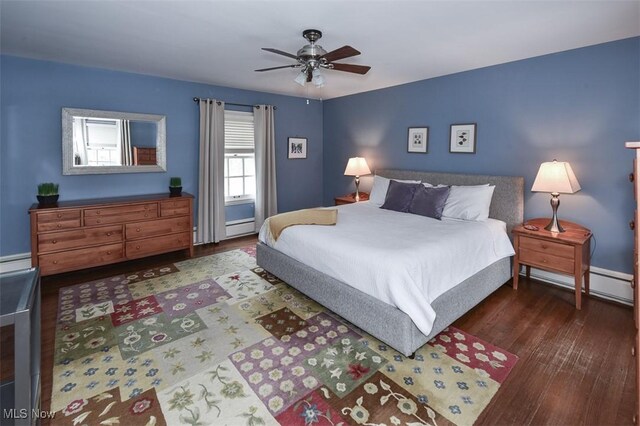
xmin=380 ymin=180 xmax=420 ymax=213
xmin=369 ymin=175 xmax=421 ymax=206
xmin=408 ymin=185 xmax=451 ymax=219
xmin=441 ymin=184 xmax=495 ymax=221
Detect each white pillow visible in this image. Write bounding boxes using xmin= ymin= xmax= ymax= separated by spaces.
xmin=369 ymin=175 xmax=421 ymax=207
xmin=441 ymin=184 xmax=495 ymax=221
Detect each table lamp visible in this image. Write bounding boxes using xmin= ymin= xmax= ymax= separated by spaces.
xmin=531 ymin=159 xmax=581 ymax=233
xmin=344 ymin=157 xmax=371 ymax=202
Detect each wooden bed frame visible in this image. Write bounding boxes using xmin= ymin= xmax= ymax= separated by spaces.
xmin=257 ymin=169 xmax=524 ymax=356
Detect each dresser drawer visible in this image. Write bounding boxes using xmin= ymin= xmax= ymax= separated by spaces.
xmin=160 ymin=199 xmax=190 ymax=217
xmin=126 ymin=232 xmax=191 ymax=259
xmin=38 ymin=225 xmax=123 ymax=253
xmin=519 ymin=236 xmax=574 ymax=260
xmin=126 ymin=216 xmax=190 ymax=240
xmin=36 ymin=210 xmax=81 ymax=232
xmin=84 ymin=203 xmax=158 ymax=225
xmin=39 ymin=243 xmax=124 ymax=275
xmin=519 ymin=247 xmax=574 ymax=274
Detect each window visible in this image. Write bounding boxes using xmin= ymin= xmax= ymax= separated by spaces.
xmin=73 ymin=117 xmax=123 ymax=166
xmin=224 ymin=111 xmax=255 ymax=203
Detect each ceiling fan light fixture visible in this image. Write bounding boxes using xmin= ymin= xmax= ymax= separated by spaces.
xmin=294 ymin=70 xmax=307 ymax=86
xmin=259 ymin=29 xmax=371 ymax=88
xmin=312 ymin=69 xmax=325 ymax=87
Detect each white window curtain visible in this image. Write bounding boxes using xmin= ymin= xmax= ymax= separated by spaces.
xmin=254 ymin=105 xmax=278 ymax=230
xmin=120 ymin=119 xmax=132 ymax=166
xmin=73 ymin=118 xmax=88 ymax=165
xmin=197 ymin=99 xmax=226 ymax=244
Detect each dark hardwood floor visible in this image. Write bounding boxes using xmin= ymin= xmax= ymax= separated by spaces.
xmin=8 ymin=234 xmax=634 ymax=425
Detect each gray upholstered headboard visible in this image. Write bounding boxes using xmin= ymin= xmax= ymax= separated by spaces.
xmin=376 ymin=169 xmax=524 ymax=235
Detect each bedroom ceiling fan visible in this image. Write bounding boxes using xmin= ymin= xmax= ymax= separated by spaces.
xmin=255 ymin=29 xmax=371 ymax=87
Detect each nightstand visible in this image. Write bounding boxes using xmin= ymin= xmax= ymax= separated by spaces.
xmin=334 ymin=192 xmax=370 ymax=206
xmin=512 ymin=218 xmax=592 ymax=309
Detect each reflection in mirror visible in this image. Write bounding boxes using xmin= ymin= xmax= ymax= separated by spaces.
xmin=62 ymin=108 xmax=166 ymax=175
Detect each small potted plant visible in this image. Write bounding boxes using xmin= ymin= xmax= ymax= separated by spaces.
xmin=37 ymin=182 xmax=59 ymax=206
xmin=169 ymin=177 xmax=182 ymax=196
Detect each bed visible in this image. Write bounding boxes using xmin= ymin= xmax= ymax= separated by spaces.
xmin=256 ymin=169 xmax=524 ymax=356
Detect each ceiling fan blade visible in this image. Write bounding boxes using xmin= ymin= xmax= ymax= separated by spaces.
xmin=255 ymin=64 xmax=299 ymax=72
xmin=262 ymin=48 xmax=299 ymax=60
xmin=322 ymin=45 xmax=360 ymax=62
xmin=330 ymin=63 xmax=371 ymax=75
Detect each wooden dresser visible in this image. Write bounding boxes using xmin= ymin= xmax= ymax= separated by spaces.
xmin=627 ymin=141 xmax=640 ymax=423
xmin=133 ymin=147 xmax=157 ymax=165
xmin=29 ymin=193 xmax=194 ymax=276
xmin=512 ymin=218 xmax=591 ymax=309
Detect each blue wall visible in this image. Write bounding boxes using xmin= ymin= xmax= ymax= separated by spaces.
xmin=0 ymin=55 xmax=323 ymax=256
xmin=323 ymin=37 xmax=640 ymax=273
xmin=129 ymin=121 xmax=157 ymax=148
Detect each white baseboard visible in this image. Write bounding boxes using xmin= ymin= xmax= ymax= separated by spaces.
xmin=0 ymin=252 xmax=32 ymax=273
xmin=521 ymin=265 xmax=633 ymax=306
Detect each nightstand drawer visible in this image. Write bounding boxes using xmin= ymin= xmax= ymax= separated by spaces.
xmin=519 ymin=236 xmax=574 ymax=260
xmin=519 ymin=247 xmax=574 ymax=274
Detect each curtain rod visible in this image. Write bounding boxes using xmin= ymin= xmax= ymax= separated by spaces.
xmin=193 ymin=97 xmax=277 ymax=110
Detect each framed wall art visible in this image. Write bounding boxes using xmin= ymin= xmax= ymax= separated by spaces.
xmin=287 ymin=137 xmax=307 ymax=159
xmin=449 ymin=123 xmax=477 ymax=154
xmin=407 ymin=127 xmax=429 ymax=153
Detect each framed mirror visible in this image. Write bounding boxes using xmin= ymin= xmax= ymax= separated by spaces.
xmin=62 ymin=108 xmax=166 ymax=175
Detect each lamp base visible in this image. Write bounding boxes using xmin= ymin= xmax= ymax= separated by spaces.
xmin=544 ymin=193 xmax=565 ymax=233
xmin=354 ymin=176 xmax=361 ymax=202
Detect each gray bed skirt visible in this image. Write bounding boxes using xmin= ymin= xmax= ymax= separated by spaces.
xmin=257 ymin=242 xmax=511 ymax=356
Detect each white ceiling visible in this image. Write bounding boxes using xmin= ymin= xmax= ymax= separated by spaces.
xmin=1 ymin=1 xmax=638 ymax=100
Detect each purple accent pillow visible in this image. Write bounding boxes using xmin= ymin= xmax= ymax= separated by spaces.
xmin=381 ymin=180 xmax=420 ymax=213
xmin=409 ymin=185 xmax=451 ymax=219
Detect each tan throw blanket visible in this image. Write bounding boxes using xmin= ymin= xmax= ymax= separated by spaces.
xmin=268 ymin=208 xmax=338 ymax=241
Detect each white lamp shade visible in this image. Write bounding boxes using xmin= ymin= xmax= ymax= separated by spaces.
xmin=344 ymin=157 xmax=371 ymax=176
xmin=294 ymin=71 xmax=307 ymax=86
xmin=312 ymin=69 xmax=325 ymax=87
xmin=531 ymin=160 xmax=581 ymax=194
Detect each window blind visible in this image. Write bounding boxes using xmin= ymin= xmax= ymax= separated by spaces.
xmin=224 ymin=110 xmax=254 ymax=152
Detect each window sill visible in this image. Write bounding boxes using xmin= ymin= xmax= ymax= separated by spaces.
xmin=225 ymin=198 xmax=255 ymax=206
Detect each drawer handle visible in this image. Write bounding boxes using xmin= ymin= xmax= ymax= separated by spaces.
xmin=630 ymin=173 xmax=635 ymax=183
xmin=107 ymin=251 xmax=112 ymax=255
xmin=144 ymin=214 xmax=148 ymax=217
xmin=106 ymin=232 xmax=112 ymax=236
xmin=541 ymin=244 xmax=547 ymax=249
xmin=57 ymin=224 xmax=62 ymax=228
xmin=53 ymin=260 xmax=58 ymax=264
xmin=633 ymin=414 xmax=637 ymax=424
xmin=97 ymin=219 xmax=101 ymax=224
xmin=136 ymin=228 xmax=141 ymax=232
xmin=631 ymin=220 xmax=636 ymax=230
xmin=136 ymin=245 xmax=140 ymax=249
xmin=57 ymin=213 xmax=62 ymax=218
xmin=96 ymin=211 xmax=101 ymax=215
xmin=542 ymin=259 xmax=547 ymax=263
xmin=632 ymin=346 xmax=636 ymax=357
xmin=52 ymin=240 xmax=57 ymax=244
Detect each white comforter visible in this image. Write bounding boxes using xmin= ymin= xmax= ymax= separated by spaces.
xmin=258 ymin=202 xmax=515 ymax=336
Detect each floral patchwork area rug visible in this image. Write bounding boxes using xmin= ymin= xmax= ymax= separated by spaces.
xmin=52 ymin=246 xmax=517 ymax=426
